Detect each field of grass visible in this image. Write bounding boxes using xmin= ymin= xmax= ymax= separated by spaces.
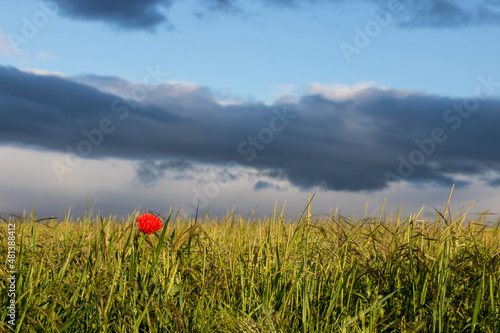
xmin=1 ymin=197 xmax=500 ymax=332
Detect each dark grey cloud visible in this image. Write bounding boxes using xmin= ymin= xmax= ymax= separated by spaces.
xmin=254 ymin=181 xmax=274 ymax=191
xmin=260 ymin=169 xmax=287 ymax=180
xmin=251 ymin=0 xmax=500 ymax=28
xmin=254 ymin=180 xmax=281 ymax=191
xmin=489 ymin=178 xmax=500 ymax=187
xmin=1 ymin=65 xmax=500 ymax=192
xmin=135 ymin=159 xmax=194 ymax=185
xmin=40 ymin=0 xmax=500 ymax=30
xmin=194 ymin=0 xmax=244 ymax=20
xmin=48 ymin=0 xmax=175 ymax=31
xmin=394 ymin=0 xmax=500 ymax=28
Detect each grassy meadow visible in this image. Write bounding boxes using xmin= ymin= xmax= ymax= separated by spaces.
xmin=1 ymin=197 xmax=500 ymax=332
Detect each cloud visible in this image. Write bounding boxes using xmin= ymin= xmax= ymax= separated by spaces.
xmin=488 ymin=178 xmax=500 ymax=187
xmin=53 ymin=0 xmax=175 ymax=31
xmin=135 ymin=159 xmax=194 ymax=185
xmin=284 ymin=0 xmax=500 ymax=28
xmin=1 ymin=65 xmax=500 ymax=193
xmin=194 ymin=0 xmax=244 ymax=20
xmin=307 ymin=82 xmax=385 ymax=101
xmin=254 ymin=180 xmax=281 ymax=191
xmin=22 ymin=68 xmax=66 ymax=77
xmin=250 ymin=0 xmax=500 ymax=28
xmin=36 ymin=0 xmax=500 ymax=30
xmin=391 ymin=0 xmax=500 ymax=28
xmin=254 ymin=180 xmax=273 ymax=191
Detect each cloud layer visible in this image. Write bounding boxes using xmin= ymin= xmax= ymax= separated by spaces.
xmin=1 ymin=65 xmax=500 ymax=192
xmin=391 ymin=0 xmax=500 ymax=28
xmin=54 ymin=0 xmax=175 ymax=31
xmin=40 ymin=0 xmax=500 ymax=30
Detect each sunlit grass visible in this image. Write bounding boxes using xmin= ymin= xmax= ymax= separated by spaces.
xmin=1 ymin=195 xmax=500 ymax=332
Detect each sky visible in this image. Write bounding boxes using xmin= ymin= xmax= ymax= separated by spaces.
xmin=1 ymin=0 xmax=500 ymax=220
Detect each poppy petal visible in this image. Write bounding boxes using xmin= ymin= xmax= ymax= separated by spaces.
xmin=137 ymin=213 xmax=163 ymax=234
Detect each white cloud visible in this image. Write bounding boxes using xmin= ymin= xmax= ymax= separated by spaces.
xmin=216 ymin=99 xmax=244 ymax=106
xmin=306 ymin=82 xmax=422 ymax=101
xmin=0 ymin=145 xmax=138 ymax=218
xmin=22 ymin=68 xmax=66 ymax=77
xmin=306 ymin=81 xmax=381 ymax=101
xmin=163 ymin=80 xmax=201 ymax=95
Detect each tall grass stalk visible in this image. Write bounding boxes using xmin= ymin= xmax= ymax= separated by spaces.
xmin=1 ymin=200 xmax=499 ymax=332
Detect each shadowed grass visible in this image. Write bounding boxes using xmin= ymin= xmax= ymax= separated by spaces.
xmin=1 ymin=199 xmax=499 ymax=332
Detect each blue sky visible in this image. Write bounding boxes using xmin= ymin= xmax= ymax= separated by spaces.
xmin=1 ymin=0 xmax=500 ymax=219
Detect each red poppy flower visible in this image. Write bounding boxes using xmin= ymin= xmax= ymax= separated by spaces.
xmin=137 ymin=213 xmax=163 ymax=234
